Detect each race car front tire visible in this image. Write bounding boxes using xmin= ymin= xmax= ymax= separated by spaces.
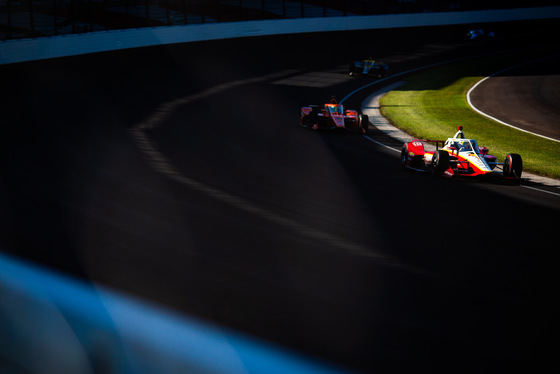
xmin=360 ymin=115 xmax=369 ymax=135
xmin=401 ymin=144 xmax=409 ymax=168
xmin=503 ymin=153 xmax=523 ymax=180
xmin=431 ymin=150 xmax=450 ymax=176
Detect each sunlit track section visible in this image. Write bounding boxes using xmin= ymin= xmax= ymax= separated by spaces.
xmin=466 ymin=54 xmax=560 ymax=143
xmin=358 ymin=81 xmax=560 ymax=197
xmin=129 ymin=72 xmax=402 ymax=266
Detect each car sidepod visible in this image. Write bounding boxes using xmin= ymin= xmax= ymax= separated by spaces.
xmin=438 ymin=150 xmax=494 ymax=178
xmin=402 ymin=141 xmax=427 ymax=169
xmin=460 ymin=152 xmax=492 ymax=175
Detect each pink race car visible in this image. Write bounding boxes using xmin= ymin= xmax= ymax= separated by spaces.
xmin=300 ymin=98 xmax=369 ymax=134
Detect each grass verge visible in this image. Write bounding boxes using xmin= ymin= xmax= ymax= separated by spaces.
xmin=379 ymin=50 xmax=560 ymax=180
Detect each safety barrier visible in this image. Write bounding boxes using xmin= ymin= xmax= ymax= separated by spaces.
xmin=2 ymin=5 xmax=559 ymax=64
xmin=1 ymin=0 xmax=557 ymax=41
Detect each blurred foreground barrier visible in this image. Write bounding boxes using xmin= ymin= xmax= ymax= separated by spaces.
xmin=0 ymin=252 xmax=352 ymax=374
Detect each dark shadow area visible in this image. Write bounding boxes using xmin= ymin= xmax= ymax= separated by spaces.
xmin=1 ymin=19 xmax=560 ymax=373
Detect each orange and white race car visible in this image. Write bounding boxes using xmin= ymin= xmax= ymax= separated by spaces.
xmin=401 ymin=127 xmax=523 ymax=181
xmin=299 ymin=98 xmax=369 ymax=134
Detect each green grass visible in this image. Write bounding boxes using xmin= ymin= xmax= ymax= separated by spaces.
xmin=379 ymin=52 xmax=560 ymax=179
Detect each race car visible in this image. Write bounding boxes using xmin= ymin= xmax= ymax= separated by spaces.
xmin=467 ymin=28 xmax=495 ymax=42
xmin=400 ymin=126 xmax=522 ymax=181
xmin=349 ymin=58 xmax=389 ymax=78
xmin=299 ymin=98 xmax=369 ymax=134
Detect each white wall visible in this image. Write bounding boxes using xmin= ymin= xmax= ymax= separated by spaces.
xmin=1 ymin=6 xmax=559 ymax=65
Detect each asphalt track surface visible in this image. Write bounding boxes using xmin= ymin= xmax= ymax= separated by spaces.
xmin=469 ymin=54 xmax=560 ymax=141
xmin=1 ymin=23 xmax=560 ymax=373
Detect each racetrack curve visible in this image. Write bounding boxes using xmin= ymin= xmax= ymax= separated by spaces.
xmin=469 ymin=54 xmax=560 ymax=141
xmin=2 ymin=22 xmax=560 ymax=373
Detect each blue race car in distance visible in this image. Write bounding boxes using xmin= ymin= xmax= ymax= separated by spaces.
xmin=349 ymin=57 xmax=389 ymax=78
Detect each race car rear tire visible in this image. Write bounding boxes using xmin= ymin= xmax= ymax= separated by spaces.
xmin=503 ymin=153 xmax=522 ymax=180
xmin=431 ymin=150 xmax=450 ymax=176
xmin=348 ymin=63 xmax=358 ymax=76
xmin=301 ymin=107 xmax=319 ymax=130
xmin=360 ymin=115 xmax=369 ymax=135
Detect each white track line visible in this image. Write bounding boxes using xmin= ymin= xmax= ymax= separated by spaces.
xmin=521 ymin=184 xmax=560 ymax=197
xmin=363 ymin=135 xmax=400 ymax=153
xmin=466 ymin=54 xmax=560 ymax=143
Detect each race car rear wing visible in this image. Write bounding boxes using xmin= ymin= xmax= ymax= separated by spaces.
xmin=414 ymin=139 xmax=446 ymax=150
